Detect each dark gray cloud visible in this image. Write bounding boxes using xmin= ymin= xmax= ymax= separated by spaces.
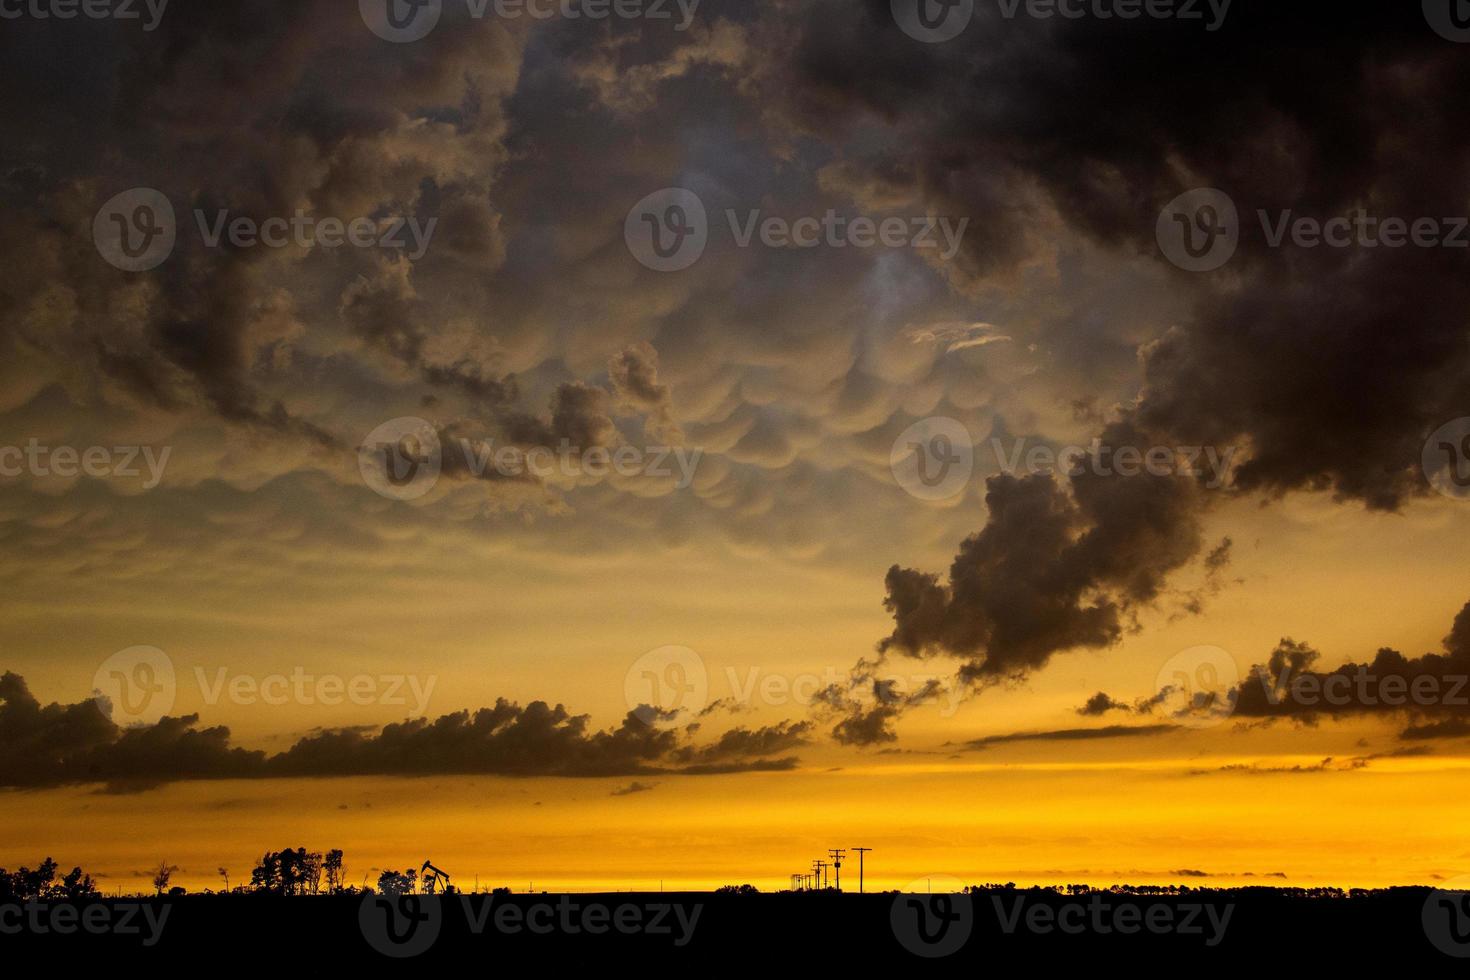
xmin=879 ymin=421 xmax=1206 ymax=683
xmin=813 ymin=675 xmax=944 ymax=746
xmin=611 ymin=780 xmax=656 ymax=796
xmin=1232 ymin=600 xmax=1470 ymax=728
xmin=777 ymin=2 xmax=1470 ymax=510
xmin=962 ymin=724 xmax=1179 ymax=750
xmin=0 ymin=671 xmax=809 ymax=790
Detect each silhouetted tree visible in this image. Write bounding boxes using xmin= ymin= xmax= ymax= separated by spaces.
xmin=152 ymin=861 xmax=174 ymax=896
xmin=252 ymin=848 xmax=321 ymax=895
xmin=377 ymin=869 xmax=416 ymax=896
xmin=303 ymin=851 xmax=324 ymax=895
xmin=59 ymin=866 xmax=99 ymax=899
xmin=324 ymin=850 xmax=344 ymax=894
xmin=0 ymin=858 xmax=58 ymax=900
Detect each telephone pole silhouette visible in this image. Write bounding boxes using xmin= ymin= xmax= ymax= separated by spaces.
xmin=828 ymin=849 xmax=846 ymax=892
xmin=852 ymin=847 xmax=872 ymax=894
xmin=813 ymin=859 xmax=827 ymax=891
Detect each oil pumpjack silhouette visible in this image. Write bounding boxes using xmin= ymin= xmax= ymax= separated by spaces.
xmin=421 ymin=860 xmax=454 ymax=895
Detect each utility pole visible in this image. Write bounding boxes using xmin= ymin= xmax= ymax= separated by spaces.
xmin=813 ymin=860 xmax=827 ymax=891
xmin=828 ymin=850 xmax=846 ymax=892
xmin=852 ymin=848 xmax=872 ymax=894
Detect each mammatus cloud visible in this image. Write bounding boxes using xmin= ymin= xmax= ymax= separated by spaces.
xmin=0 ymin=672 xmax=810 ymax=791
xmin=780 ymin=1 xmax=1470 ymax=508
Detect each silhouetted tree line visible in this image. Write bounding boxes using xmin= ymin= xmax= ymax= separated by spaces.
xmin=0 ymin=858 xmax=100 ymax=901
xmin=963 ymin=883 xmax=1381 ymax=899
xmin=249 ymin=848 xmax=346 ymax=895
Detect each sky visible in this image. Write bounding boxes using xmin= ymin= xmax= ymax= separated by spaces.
xmin=2 ymin=0 xmax=1470 ymax=894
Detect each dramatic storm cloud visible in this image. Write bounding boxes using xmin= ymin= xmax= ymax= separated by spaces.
xmin=0 ymin=671 xmax=809 ymax=789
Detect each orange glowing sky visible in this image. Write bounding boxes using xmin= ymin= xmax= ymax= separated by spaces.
xmin=3 ymin=0 xmax=1470 ymax=898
